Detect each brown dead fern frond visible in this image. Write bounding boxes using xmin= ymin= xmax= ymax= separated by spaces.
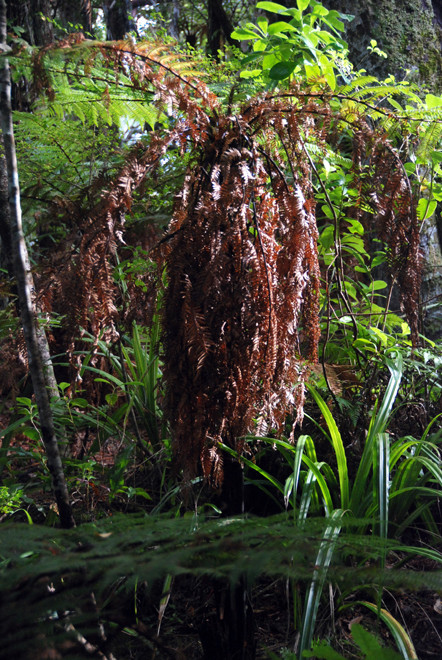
xmin=26 ymin=36 xmax=424 ymax=482
xmin=351 ymin=128 xmax=422 ymax=343
xmin=160 ymin=99 xmax=321 ymax=485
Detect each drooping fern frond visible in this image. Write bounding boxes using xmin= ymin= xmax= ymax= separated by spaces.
xmin=351 ymin=129 xmax=422 ymax=343
xmin=159 ymin=95 xmax=322 ymax=485
xmin=26 ymin=34 xmax=217 ymax=127
xmin=12 ymin=33 xmax=434 ymax=478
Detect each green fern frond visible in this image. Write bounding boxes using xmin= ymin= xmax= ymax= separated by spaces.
xmin=416 ymin=120 xmax=442 ymax=161
xmin=339 ymin=75 xmax=379 ymax=94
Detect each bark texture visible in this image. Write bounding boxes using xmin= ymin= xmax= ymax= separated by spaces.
xmin=326 ymin=0 xmax=442 ymax=92
xmin=207 ymin=0 xmax=235 ymax=59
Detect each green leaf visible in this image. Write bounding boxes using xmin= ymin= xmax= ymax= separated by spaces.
xmin=252 ymin=39 xmax=267 ymax=52
xmin=371 ymin=280 xmax=387 ymax=291
xmin=298 ymin=510 xmax=344 ymax=657
xmin=267 ymin=21 xmax=298 ymax=35
xmin=425 ymin=93 xmax=442 ymax=109
xmin=268 ymin=61 xmax=298 ymax=80
xmin=357 ymin=603 xmax=418 ymax=659
xmin=240 ymin=69 xmax=263 ymax=79
xmin=16 ymin=397 xmax=32 ymax=407
xmin=369 ymin=326 xmax=389 ymax=347
xmin=417 ymin=198 xmax=437 ymax=221
xmin=22 ymin=428 xmax=41 ymax=442
xmin=324 ymin=14 xmax=344 ymax=31
xmin=350 ymin=623 xmax=402 ymax=659
xmin=256 ymin=16 xmax=268 ymax=33
xmin=231 ymin=27 xmax=259 ymax=40
xmin=346 ymin=219 xmax=364 ymax=235
xmin=307 ymin=386 xmax=349 ymax=510
xmin=430 ymin=150 xmax=442 ymax=164
xmin=70 ymin=398 xmax=89 ymax=408
xmin=304 ymin=642 xmax=346 ymax=659
xmin=297 ymin=0 xmax=310 ymax=11
xmin=323 ymin=66 xmax=336 ymax=91
xmin=305 ymin=62 xmax=322 ymax=80
xmin=311 ymin=5 xmax=329 ymax=18
xmin=353 ymin=338 xmax=378 ymax=353
xmin=256 ymin=1 xmax=289 ymax=14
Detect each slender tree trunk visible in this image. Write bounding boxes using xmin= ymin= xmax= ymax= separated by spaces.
xmin=0 ymin=0 xmax=74 ymax=528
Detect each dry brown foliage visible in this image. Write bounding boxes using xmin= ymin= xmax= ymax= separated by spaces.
xmin=4 ymin=40 xmax=421 ymax=482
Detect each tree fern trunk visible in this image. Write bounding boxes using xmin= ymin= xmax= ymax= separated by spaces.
xmin=0 ymin=0 xmax=74 ymax=528
xmin=199 ymin=459 xmax=256 ymax=659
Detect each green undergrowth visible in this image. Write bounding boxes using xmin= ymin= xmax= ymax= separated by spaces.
xmin=0 ymin=511 xmax=440 ymax=659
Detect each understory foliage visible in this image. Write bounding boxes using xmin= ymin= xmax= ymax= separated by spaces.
xmin=0 ymin=512 xmax=440 ymax=660
xmin=9 ymin=33 xmax=426 ymax=484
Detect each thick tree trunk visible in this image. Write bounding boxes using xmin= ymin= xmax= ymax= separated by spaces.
xmin=207 ymin=0 xmax=235 ymax=59
xmin=6 ymin=0 xmax=53 ymax=46
xmin=0 ymin=0 xmax=74 ymax=528
xmin=58 ymin=0 xmax=93 ymax=36
xmin=104 ymin=0 xmax=135 ymax=40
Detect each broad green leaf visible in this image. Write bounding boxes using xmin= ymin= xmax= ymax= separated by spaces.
xmin=369 ymin=327 xmax=389 ymax=346
xmin=70 ymin=398 xmax=89 ymax=408
xmin=324 ymin=14 xmax=344 ymax=31
xmin=297 ymin=0 xmax=310 ymax=11
xmin=268 ymin=60 xmax=298 ymax=80
xmin=311 ymin=5 xmax=329 ymax=17
xmin=305 ymin=62 xmax=322 ymax=81
xmin=425 ymin=93 xmax=442 ymax=108
xmin=231 ymin=27 xmax=259 ymax=40
xmin=371 ymin=280 xmax=387 ymax=291
xmin=345 ymin=218 xmax=364 ymax=234
xmin=417 ymin=198 xmax=437 ymax=221
xmin=262 ymin=52 xmax=279 ymax=70
xmin=256 ymin=16 xmax=268 ymax=34
xmin=252 ymin=39 xmax=267 ymax=51
xmin=315 ymin=30 xmax=334 ymax=44
xmin=353 ymin=338 xmax=377 ymax=352
xmin=240 ymin=69 xmax=263 ymax=79
xmin=16 ymin=397 xmax=33 ymax=407
xmin=323 ymin=65 xmax=336 ymax=90
xmin=403 ymin=162 xmax=416 ymax=175
xmin=22 ymin=428 xmax=41 ymax=441
xmin=372 ymin=254 xmax=387 ymax=268
xmin=267 ymin=21 xmax=298 ymax=35
xmin=256 ymin=1 xmax=289 ymax=14
xmin=343 ymin=281 xmax=357 ymax=300
xmin=430 ymin=150 xmax=442 ymax=163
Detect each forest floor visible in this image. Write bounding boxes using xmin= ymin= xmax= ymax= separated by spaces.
xmin=1 ymin=420 xmax=441 ymax=659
